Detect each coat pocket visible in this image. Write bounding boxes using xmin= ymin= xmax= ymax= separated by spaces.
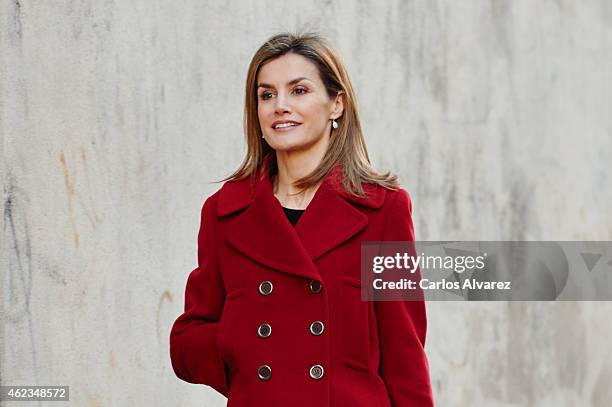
xmin=216 ymin=287 xmax=246 ymax=373
xmin=341 ymin=275 xmax=371 ymax=372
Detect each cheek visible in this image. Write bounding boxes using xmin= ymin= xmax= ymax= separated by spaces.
xmin=301 ymin=103 xmax=327 ymax=124
xmin=307 ymin=107 xmax=330 ymax=131
xmin=257 ymin=105 xmax=266 ymax=122
xmin=258 ymin=110 xmax=273 ymax=130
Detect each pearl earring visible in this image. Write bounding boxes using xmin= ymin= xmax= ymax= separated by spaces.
xmin=332 ymin=119 xmax=338 ymax=129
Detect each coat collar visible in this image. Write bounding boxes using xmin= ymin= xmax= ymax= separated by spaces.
xmin=217 ymin=155 xmax=386 ymax=282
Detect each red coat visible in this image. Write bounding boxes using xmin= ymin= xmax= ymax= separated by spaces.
xmin=170 ymin=159 xmax=434 ymax=407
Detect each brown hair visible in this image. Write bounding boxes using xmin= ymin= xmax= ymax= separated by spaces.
xmin=220 ymin=30 xmax=399 ymax=198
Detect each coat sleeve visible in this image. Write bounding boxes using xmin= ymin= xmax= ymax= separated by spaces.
xmin=375 ymin=188 xmax=434 ymax=406
xmin=169 ymin=196 xmax=229 ymax=397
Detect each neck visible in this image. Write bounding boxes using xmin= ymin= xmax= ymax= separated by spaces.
xmin=273 ymin=138 xmax=328 ymax=209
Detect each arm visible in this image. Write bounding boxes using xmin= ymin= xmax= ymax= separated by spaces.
xmin=169 ymin=196 xmax=229 ymax=396
xmin=375 ymin=188 xmax=434 ymax=406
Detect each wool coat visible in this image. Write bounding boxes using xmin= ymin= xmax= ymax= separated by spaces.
xmin=169 ymin=158 xmax=434 ymax=407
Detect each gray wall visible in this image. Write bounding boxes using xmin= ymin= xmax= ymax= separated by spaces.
xmin=2 ymin=1 xmax=611 ymax=406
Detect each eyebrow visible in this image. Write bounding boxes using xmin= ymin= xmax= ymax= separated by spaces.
xmin=257 ymin=77 xmax=312 ymax=89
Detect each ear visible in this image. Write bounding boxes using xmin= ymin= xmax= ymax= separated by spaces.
xmin=331 ymin=90 xmax=345 ymax=119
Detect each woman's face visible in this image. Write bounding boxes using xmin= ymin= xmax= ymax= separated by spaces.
xmin=257 ymin=53 xmax=343 ymax=153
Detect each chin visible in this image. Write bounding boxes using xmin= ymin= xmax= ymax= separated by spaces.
xmin=266 ymin=127 xmax=328 ymax=153
xmin=270 ymin=142 xmax=306 ymax=153
xmin=267 ymin=136 xmax=315 ymax=153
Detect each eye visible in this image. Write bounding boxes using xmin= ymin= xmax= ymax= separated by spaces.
xmin=259 ymin=91 xmax=273 ymax=100
xmin=259 ymin=86 xmax=307 ymax=101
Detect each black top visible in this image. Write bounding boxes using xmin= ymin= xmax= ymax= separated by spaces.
xmin=282 ymin=206 xmax=305 ymax=227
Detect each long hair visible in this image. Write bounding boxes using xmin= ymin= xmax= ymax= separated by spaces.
xmin=220 ymin=30 xmax=399 ymax=198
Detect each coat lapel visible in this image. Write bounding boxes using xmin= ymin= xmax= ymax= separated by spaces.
xmin=218 ymin=156 xmax=387 ymax=281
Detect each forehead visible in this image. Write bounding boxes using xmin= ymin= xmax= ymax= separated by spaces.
xmin=257 ymin=53 xmax=321 ymax=85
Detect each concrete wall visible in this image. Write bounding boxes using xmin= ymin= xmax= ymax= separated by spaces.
xmin=2 ymin=1 xmax=611 ymax=406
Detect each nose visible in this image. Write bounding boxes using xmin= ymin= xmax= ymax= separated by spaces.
xmin=273 ymin=92 xmax=291 ymax=114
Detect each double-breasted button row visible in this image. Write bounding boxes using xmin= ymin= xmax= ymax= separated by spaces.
xmin=257 ymin=364 xmax=325 ymax=381
xmin=257 ymin=321 xmax=323 ymax=338
xmin=256 ymin=280 xmax=325 ymax=381
xmin=259 ymin=280 xmax=322 ymax=295
xmin=257 ymin=281 xmax=326 ymax=338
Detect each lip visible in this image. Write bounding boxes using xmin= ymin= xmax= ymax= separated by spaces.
xmin=271 ymin=120 xmax=302 ymax=130
xmin=272 ymin=123 xmax=301 ymax=132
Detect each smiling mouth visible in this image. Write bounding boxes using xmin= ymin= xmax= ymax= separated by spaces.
xmin=272 ymin=123 xmax=302 ymax=132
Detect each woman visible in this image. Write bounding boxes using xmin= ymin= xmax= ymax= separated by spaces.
xmin=170 ymin=31 xmax=434 ymax=407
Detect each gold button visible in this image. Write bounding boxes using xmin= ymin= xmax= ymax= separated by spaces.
xmin=258 ymin=364 xmax=272 ymax=380
xmin=258 ymin=323 xmax=272 ymax=338
xmin=309 ymin=280 xmax=322 ymax=294
xmin=259 ymin=281 xmax=273 ymax=296
xmin=309 ymin=321 xmax=324 ymax=336
xmin=309 ymin=364 xmax=324 ymax=380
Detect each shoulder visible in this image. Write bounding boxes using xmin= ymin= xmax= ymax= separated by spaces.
xmin=328 ymin=179 xmax=412 ymax=213
xmin=199 ymin=177 xmax=255 ymax=218
xmin=380 ymin=187 xmax=416 ymax=239
xmin=378 ymin=187 xmax=413 ymax=225
xmin=384 ymin=187 xmax=412 ymax=211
